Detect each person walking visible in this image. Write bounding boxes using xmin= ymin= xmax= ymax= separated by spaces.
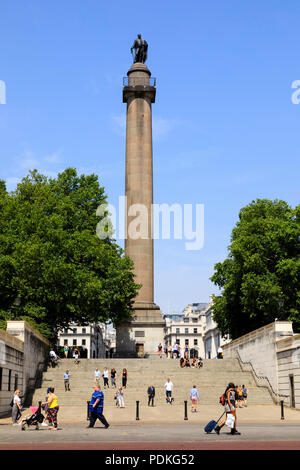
xmin=63 ymin=345 xmax=69 ymax=358
xmin=167 ymin=344 xmax=172 ymax=359
xmin=190 ymin=385 xmax=199 ymax=412
xmin=74 ymin=347 xmax=80 ymax=364
xmin=87 ymin=385 xmax=110 ymax=429
xmin=122 ymin=368 xmax=128 ymax=388
xmin=242 ymin=385 xmax=248 ymax=407
xmin=103 ymin=367 xmax=109 ymax=389
xmin=172 ymin=343 xmax=178 ymax=359
xmin=157 ymin=343 xmax=163 ymax=358
xmin=110 ymin=368 xmax=117 ymax=388
xmin=115 ymin=387 xmax=125 ymax=408
xmin=11 ymin=390 xmax=22 ymax=425
xmin=147 ymin=384 xmax=155 ymax=407
xmin=94 ymin=368 xmax=101 ymax=385
xmin=214 ymin=382 xmax=241 ymax=435
xmin=64 ymin=370 xmax=70 ymax=391
xmin=164 ymin=377 xmax=174 ymax=404
xmin=43 ymin=387 xmax=59 ymax=430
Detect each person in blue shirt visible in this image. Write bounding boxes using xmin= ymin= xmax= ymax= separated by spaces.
xmin=87 ymin=385 xmax=110 ymax=429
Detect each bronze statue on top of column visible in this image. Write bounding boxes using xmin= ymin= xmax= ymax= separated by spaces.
xmin=131 ymin=34 xmax=148 ymax=64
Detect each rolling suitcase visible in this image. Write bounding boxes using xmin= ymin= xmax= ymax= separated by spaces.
xmin=204 ymin=412 xmax=225 ymax=433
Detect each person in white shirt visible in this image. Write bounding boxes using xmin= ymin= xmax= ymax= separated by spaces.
xmin=64 ymin=370 xmax=70 ymax=391
xmin=94 ymin=368 xmax=101 ymax=385
xmin=164 ymin=377 xmax=174 ymax=404
xmin=12 ymin=390 xmax=22 ymax=425
xmin=103 ymin=368 xmax=109 ymax=388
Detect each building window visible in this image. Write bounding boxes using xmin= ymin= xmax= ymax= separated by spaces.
xmin=64 ymin=339 xmax=68 ymax=345
xmin=73 ymin=339 xmax=77 ymax=346
xmin=194 ymin=339 xmax=198 ymax=346
xmin=192 ymin=318 xmax=198 ymax=323
xmin=185 ymin=339 xmax=189 ymax=345
xmin=185 ymin=328 xmax=188 ymax=334
xmin=8 ymin=370 xmax=11 ymax=391
xmin=184 ymin=318 xmax=189 ymax=323
xmin=193 ymin=328 xmax=197 ymax=334
xmin=135 ymin=331 xmax=145 ymax=337
xmin=82 ymin=339 xmax=86 ymax=346
xmin=176 ymin=328 xmax=180 ymax=334
xmin=14 ymin=374 xmax=18 ymax=391
xmin=73 ymin=328 xmax=77 ymax=334
xmin=82 ymin=328 xmax=86 ymax=334
xmin=176 ymin=339 xmax=180 ymax=345
xmin=64 ymin=328 xmax=68 ymax=334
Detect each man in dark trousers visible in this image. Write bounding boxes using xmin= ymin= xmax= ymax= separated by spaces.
xmin=87 ymin=385 xmax=110 ymax=428
xmin=147 ymin=384 xmax=155 ymax=407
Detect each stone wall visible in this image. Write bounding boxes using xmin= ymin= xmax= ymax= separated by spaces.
xmin=222 ymin=322 xmax=294 ymax=396
xmin=0 ymin=321 xmax=50 ymax=417
xmin=276 ymin=334 xmax=300 ymax=409
xmin=0 ymin=329 xmax=24 ymax=417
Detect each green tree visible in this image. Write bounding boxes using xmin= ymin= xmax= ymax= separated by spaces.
xmin=210 ymin=199 xmax=300 ymax=339
xmin=0 ymin=169 xmax=140 ymax=340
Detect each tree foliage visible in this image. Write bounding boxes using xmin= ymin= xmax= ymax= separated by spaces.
xmin=210 ymin=199 xmax=300 ymax=339
xmin=0 ymin=169 xmax=140 ymax=340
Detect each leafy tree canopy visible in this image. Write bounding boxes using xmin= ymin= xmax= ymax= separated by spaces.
xmin=210 ymin=199 xmax=300 ymax=339
xmin=0 ymin=169 xmax=140 ymax=340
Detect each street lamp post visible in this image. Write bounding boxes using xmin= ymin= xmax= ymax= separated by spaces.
xmin=12 ymin=296 xmax=21 ymax=320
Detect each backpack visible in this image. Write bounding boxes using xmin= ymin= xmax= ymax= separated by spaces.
xmin=219 ymin=393 xmax=226 ymax=405
xmin=9 ymin=399 xmax=14 ymax=407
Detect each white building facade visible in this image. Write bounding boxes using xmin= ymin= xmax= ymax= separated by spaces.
xmin=57 ymin=323 xmax=108 ymax=359
xmin=202 ymin=298 xmax=230 ymax=358
xmin=164 ymin=303 xmax=209 ymax=358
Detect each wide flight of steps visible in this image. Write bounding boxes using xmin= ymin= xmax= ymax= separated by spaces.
xmin=31 ymin=357 xmax=273 ymax=422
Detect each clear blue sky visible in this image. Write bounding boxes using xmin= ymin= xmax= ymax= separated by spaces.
xmin=1 ymin=0 xmax=299 ymax=315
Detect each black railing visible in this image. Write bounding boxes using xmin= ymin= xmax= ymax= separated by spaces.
xmin=123 ymin=77 xmax=156 ymax=87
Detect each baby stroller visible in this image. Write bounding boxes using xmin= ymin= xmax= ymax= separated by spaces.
xmin=21 ymin=404 xmax=45 ymax=431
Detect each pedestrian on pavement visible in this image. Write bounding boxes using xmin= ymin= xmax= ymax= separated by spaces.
xmin=64 ymin=370 xmax=71 ymax=391
xmin=87 ymin=385 xmax=110 ymax=429
xmin=64 ymin=345 xmax=69 ymax=358
xmin=115 ymin=387 xmax=125 ymax=408
xmin=184 ymin=345 xmax=189 ymax=359
xmin=122 ymin=368 xmax=128 ymax=388
xmin=190 ymin=385 xmax=199 ymax=412
xmin=43 ymin=387 xmax=59 ymax=430
xmin=167 ymin=344 xmax=172 ymax=359
xmin=103 ymin=367 xmax=109 ymax=388
xmin=41 ymin=387 xmax=51 ymax=427
xmin=164 ymin=377 xmax=174 ymax=404
xmin=74 ymin=347 xmax=80 ymax=364
xmin=147 ymin=384 xmax=155 ymax=406
xmin=94 ymin=367 xmax=101 ymax=385
xmin=242 ymin=385 xmax=248 ymax=407
xmin=157 ymin=343 xmax=163 ymax=358
xmin=214 ymin=382 xmax=241 ymax=435
xmin=110 ymin=368 xmax=117 ymax=388
xmin=11 ymin=390 xmax=22 ymax=425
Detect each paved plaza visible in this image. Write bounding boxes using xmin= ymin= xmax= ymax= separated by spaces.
xmin=1 ymin=404 xmax=300 ymax=450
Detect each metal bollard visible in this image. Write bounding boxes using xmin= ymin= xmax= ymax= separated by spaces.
xmin=280 ymin=400 xmax=284 ymax=420
xmin=136 ymin=400 xmax=140 ymax=420
xmin=87 ymin=401 xmax=90 ymax=420
xmin=184 ymin=400 xmax=188 ymax=420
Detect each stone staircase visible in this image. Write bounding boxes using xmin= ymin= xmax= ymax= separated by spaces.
xmin=31 ymin=357 xmax=273 ymax=422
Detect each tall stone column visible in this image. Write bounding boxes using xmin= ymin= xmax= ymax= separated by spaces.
xmin=116 ymin=63 xmax=165 ymax=357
